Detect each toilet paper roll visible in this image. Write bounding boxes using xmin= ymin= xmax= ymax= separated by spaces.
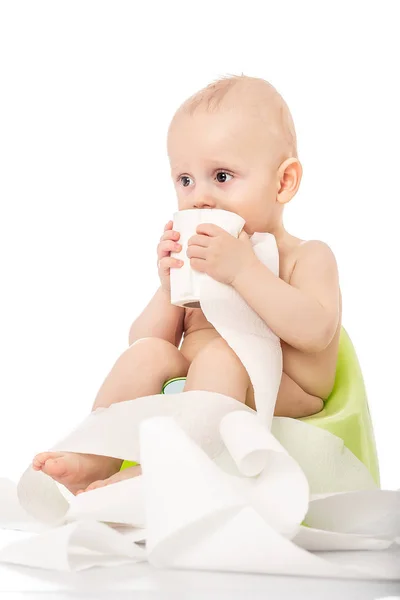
xmin=170 ymin=209 xmax=245 ymax=307
xmin=1 ymin=232 xmax=399 ymax=578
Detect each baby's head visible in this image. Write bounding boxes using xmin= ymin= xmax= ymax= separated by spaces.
xmin=167 ymin=74 xmax=302 ymax=235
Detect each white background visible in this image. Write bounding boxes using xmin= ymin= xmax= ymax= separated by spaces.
xmin=0 ymin=0 xmax=399 ymax=502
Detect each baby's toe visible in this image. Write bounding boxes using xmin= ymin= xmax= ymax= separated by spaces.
xmin=32 ymin=451 xmax=62 ymax=470
xmin=32 ymin=458 xmax=42 ymax=471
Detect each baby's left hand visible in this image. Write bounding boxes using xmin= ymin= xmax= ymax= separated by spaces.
xmin=187 ymin=223 xmax=258 ymax=285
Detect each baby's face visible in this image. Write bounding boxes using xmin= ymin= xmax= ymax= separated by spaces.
xmin=168 ymin=108 xmax=282 ymax=234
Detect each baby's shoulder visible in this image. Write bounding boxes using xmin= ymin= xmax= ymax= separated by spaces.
xmin=294 ymin=239 xmax=337 ymax=261
xmin=290 ymin=239 xmax=338 ymax=283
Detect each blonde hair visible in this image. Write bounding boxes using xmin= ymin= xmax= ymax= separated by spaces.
xmin=169 ymin=73 xmax=298 ymax=161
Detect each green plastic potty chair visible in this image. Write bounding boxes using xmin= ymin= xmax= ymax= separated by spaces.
xmin=121 ymin=327 xmax=380 ymax=487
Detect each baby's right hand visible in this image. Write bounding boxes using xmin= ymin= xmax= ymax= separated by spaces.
xmin=157 ymin=220 xmax=184 ymax=293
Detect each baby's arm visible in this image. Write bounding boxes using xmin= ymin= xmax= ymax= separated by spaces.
xmin=128 ymin=286 xmax=185 ymax=347
xmin=232 ymin=240 xmax=340 ymax=353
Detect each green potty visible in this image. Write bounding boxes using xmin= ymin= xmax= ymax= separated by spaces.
xmin=121 ymin=327 xmax=380 ymax=487
xmin=300 ymin=327 xmax=380 ymax=486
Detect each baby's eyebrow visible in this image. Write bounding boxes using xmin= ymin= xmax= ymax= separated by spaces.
xmin=205 ymin=159 xmax=242 ymax=170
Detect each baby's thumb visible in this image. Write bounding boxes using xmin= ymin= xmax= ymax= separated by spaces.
xmin=239 ymin=230 xmax=250 ymax=241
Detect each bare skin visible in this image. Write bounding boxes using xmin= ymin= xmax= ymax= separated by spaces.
xmin=33 ymin=76 xmax=341 ymax=495
xmin=32 ymin=336 xmax=191 ymax=495
xmin=33 ymin=234 xmax=340 ymax=496
xmin=180 ymin=233 xmax=342 ymax=406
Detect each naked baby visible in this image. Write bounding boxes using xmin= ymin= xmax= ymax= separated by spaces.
xmin=32 ymin=74 xmax=342 ymax=495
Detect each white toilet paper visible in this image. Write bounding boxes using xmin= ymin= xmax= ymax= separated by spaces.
xmin=0 ymin=230 xmax=399 ymax=577
xmin=170 ymin=208 xmax=245 ymax=307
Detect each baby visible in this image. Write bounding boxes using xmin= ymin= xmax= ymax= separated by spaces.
xmin=32 ymin=75 xmax=341 ymax=495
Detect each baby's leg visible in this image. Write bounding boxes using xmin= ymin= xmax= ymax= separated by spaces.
xmin=33 ymin=338 xmax=190 ymax=494
xmin=81 ymin=337 xmax=249 ymax=495
xmin=184 ymin=338 xmax=250 ymax=403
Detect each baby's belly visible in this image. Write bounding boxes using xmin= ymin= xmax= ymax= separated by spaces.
xmin=180 ymin=328 xmax=221 ymax=364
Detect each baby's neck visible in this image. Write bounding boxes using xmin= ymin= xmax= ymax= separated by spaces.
xmin=267 ymin=224 xmax=300 ymax=254
xmin=267 ymin=221 xmax=287 ymax=243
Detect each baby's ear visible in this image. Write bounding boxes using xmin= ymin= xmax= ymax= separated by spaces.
xmin=277 ymin=158 xmax=302 ymax=205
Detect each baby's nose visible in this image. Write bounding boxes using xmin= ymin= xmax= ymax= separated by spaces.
xmin=192 ymin=195 xmax=217 ymax=209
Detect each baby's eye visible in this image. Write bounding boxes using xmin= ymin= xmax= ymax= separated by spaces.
xmin=178 ymin=171 xmax=233 ymax=187
xmin=215 ymin=171 xmax=233 ymax=183
xmin=179 ymin=175 xmax=194 ymax=187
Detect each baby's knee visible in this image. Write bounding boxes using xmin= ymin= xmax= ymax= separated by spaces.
xmin=296 ymin=393 xmax=324 ymax=419
xmin=199 ymin=337 xmax=229 ymax=355
xmin=311 ymin=397 xmax=324 ymax=415
xmin=125 ymin=337 xmax=189 ymax=376
xmin=128 ymin=336 xmax=173 ymax=354
xmin=126 ymin=337 xmax=178 ymax=363
xmin=195 ymin=337 xmax=245 ymax=371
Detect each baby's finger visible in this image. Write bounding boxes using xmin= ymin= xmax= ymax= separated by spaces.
xmin=164 ymin=220 xmax=173 ymax=232
xmin=157 ymin=239 xmax=182 ymax=258
xmin=160 ymin=229 xmax=180 ymax=242
xmin=158 ymin=256 xmax=184 ymax=272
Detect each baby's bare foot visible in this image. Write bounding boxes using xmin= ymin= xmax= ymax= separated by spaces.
xmin=76 ymin=464 xmax=142 ymax=495
xmin=32 ymin=451 xmax=123 ymax=495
